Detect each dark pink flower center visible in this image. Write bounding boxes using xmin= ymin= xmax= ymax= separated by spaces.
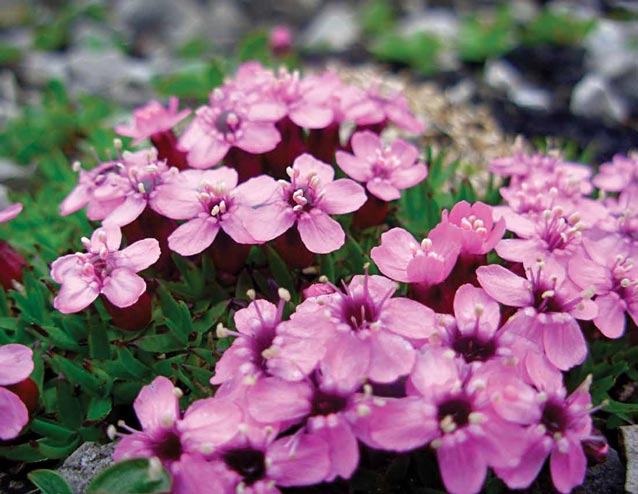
xmin=223 ymin=448 xmax=266 ymax=485
xmin=541 ymin=400 xmax=568 ymax=435
xmin=152 ymin=429 xmax=182 ymax=461
xmin=539 ymin=208 xmax=581 ymax=252
xmin=216 ymin=110 xmax=242 ymax=134
xmin=342 ymin=297 xmax=378 ymax=330
xmin=311 ymin=389 xmax=348 ymax=416
xmin=437 ymin=397 xmax=472 ymax=431
xmin=452 ymin=335 xmax=496 ymax=363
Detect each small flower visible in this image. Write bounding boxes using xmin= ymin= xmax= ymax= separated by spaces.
xmin=442 ymin=201 xmax=506 ymax=256
xmin=336 ymin=131 xmax=427 ymax=201
xmin=153 ymin=167 xmax=278 ymax=256
xmin=0 ymin=203 xmax=22 ymax=223
xmin=269 ymin=25 xmax=292 ymax=56
xmin=115 ymin=97 xmax=191 ymax=145
xmin=50 ymin=227 xmax=160 ymax=313
xmin=0 ymin=344 xmax=33 ymax=440
xmin=593 ymin=153 xmax=638 ymax=193
xmin=244 ymin=154 xmax=366 ymax=254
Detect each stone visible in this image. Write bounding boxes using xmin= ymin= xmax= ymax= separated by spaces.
xmin=620 ymin=425 xmax=638 ymax=494
xmin=575 ymin=447 xmax=626 ymax=494
xmin=570 ymin=74 xmax=628 ymax=124
xmin=484 ymin=59 xmax=522 ymax=94
xmin=21 ymin=51 xmax=69 ymax=87
xmin=301 ymin=3 xmax=360 ymax=52
xmin=0 ymin=158 xmax=34 ymax=182
xmin=57 ymin=442 xmax=116 ymax=494
xmin=585 ymin=20 xmax=638 ymax=79
xmin=204 ymin=0 xmax=249 ymax=50
xmin=397 ymin=9 xmax=459 ymax=41
xmin=510 ymin=85 xmax=552 ymax=112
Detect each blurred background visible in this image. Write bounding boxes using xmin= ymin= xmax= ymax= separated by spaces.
xmin=0 ymin=0 xmax=636 ymax=171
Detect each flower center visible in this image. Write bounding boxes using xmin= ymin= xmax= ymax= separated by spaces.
xmin=216 ymin=110 xmax=241 ymax=135
xmin=223 ymin=448 xmax=266 ymax=485
xmin=311 ymin=389 xmax=348 ymax=416
xmin=342 ymin=298 xmax=377 ymax=330
xmin=452 ymin=336 xmax=496 ymax=363
xmin=152 ymin=429 xmax=182 ymax=461
xmin=541 ymin=400 xmax=568 ymax=435
xmin=437 ymin=397 xmax=472 ymax=433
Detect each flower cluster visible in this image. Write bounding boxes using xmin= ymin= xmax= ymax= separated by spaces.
xmin=0 ymin=344 xmax=35 ymax=440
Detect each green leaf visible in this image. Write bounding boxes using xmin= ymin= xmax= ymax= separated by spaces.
xmin=87 ymin=458 xmax=171 ymax=494
xmin=86 ymin=396 xmax=112 ymax=423
xmin=265 ymin=246 xmax=296 ymax=295
xmin=28 ymin=469 xmax=72 ymax=494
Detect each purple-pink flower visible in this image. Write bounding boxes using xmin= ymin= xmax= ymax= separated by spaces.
xmin=0 ymin=203 xmax=22 ymax=223
xmin=336 ymin=131 xmax=427 ymax=201
xmin=115 ymin=97 xmax=191 ymax=145
xmin=442 ymin=201 xmax=506 ymax=256
xmin=50 ymin=227 xmax=160 ymax=313
xmin=153 ymin=167 xmax=278 ymax=256
xmin=244 ymin=154 xmax=366 ymax=254
xmin=0 ymin=344 xmax=33 ymax=440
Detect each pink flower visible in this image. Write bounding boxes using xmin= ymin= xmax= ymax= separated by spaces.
xmin=115 ymin=97 xmax=191 ymax=145
xmin=114 ymin=376 xmax=241 ymax=469
xmin=370 ymin=224 xmax=461 ymax=285
xmin=0 ymin=203 xmax=22 ymax=223
xmin=269 ymin=25 xmax=292 ymax=56
xmin=335 ymin=131 xmax=427 ymax=201
xmin=568 ymin=236 xmax=638 ymax=338
xmin=477 ymin=258 xmax=597 ymax=370
xmin=346 ymin=82 xmax=425 ymax=133
xmin=50 ymin=227 xmax=160 ymax=313
xmin=441 ymin=201 xmax=506 ymax=256
xmin=153 ymin=167 xmax=278 ymax=256
xmin=0 ymin=344 xmax=33 ymax=440
xmin=244 ymin=154 xmax=366 ymax=254
xmin=364 ymin=348 xmax=528 ymax=494
xmin=178 ymin=85 xmax=285 ymax=168
xmin=593 ymin=153 xmax=638 ymax=193
xmin=267 ymin=275 xmax=434 ymax=384
xmin=211 ymin=296 xmax=287 ymax=385
xmin=495 ymin=356 xmax=595 ymax=494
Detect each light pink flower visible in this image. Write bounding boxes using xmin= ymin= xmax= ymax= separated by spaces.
xmin=477 ymin=258 xmax=597 ymax=370
xmin=153 ymin=167 xmax=278 ymax=256
xmin=495 ymin=355 xmax=595 ymax=494
xmin=593 ymin=153 xmax=638 ymax=193
xmin=364 ymin=348 xmax=528 ymax=494
xmin=115 ymin=97 xmax=191 ymax=145
xmin=346 ymin=82 xmax=425 ymax=133
xmin=244 ymin=154 xmax=366 ymax=254
xmin=267 ymin=275 xmax=434 ymax=384
xmin=0 ymin=344 xmax=33 ymax=440
xmin=0 ymin=203 xmax=22 ymax=223
xmin=269 ymin=25 xmax=292 ymax=55
xmin=370 ymin=224 xmax=461 ymax=285
xmin=442 ymin=201 xmax=506 ymax=256
xmin=178 ymin=85 xmax=285 ymax=168
xmin=50 ymin=227 xmax=160 ymax=313
xmin=568 ymin=236 xmax=638 ymax=338
xmin=335 ymin=131 xmax=427 ymax=201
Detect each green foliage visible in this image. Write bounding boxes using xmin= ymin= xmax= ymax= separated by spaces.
xmin=87 ymin=459 xmax=171 ymax=494
xmin=458 ymin=7 xmax=516 ymax=62
xmin=360 ymin=0 xmax=396 ymax=36
xmin=28 ymin=469 xmax=73 ymax=494
xmin=152 ymin=61 xmax=225 ymax=101
xmin=370 ymin=32 xmax=441 ymax=75
xmin=522 ymin=9 xmax=597 ymax=46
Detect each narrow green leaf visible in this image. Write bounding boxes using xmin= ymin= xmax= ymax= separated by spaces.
xmin=87 ymin=458 xmax=171 ymax=494
xmin=28 ymin=469 xmax=72 ymax=494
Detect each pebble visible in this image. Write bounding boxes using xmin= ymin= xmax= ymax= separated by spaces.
xmin=301 ymin=3 xmax=360 ymax=52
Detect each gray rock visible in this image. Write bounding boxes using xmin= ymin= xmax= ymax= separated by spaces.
xmin=204 ymin=0 xmax=249 ymax=50
xmin=57 ymin=442 xmax=116 ymax=494
xmin=620 ymin=425 xmax=638 ymax=494
xmin=301 ymin=3 xmax=360 ymax=52
xmin=575 ymin=447 xmax=626 ymax=494
xmin=0 ymin=158 xmax=35 ymax=182
xmin=21 ymin=51 xmax=69 ymax=87
xmin=0 ymin=70 xmax=19 ymax=126
xmin=446 ymin=79 xmax=475 ymax=105
xmin=585 ymin=20 xmax=638 ymax=79
xmin=397 ymin=9 xmax=459 ymax=40
xmin=510 ymin=85 xmax=552 ymax=112
xmin=571 ymin=74 xmax=628 ymax=124
xmin=484 ymin=59 xmax=552 ymax=111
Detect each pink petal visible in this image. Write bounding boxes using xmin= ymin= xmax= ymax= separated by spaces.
xmin=390 ymin=164 xmax=427 ymax=189
xmin=54 ymin=278 xmax=100 ymax=314
xmin=247 ymin=102 xmax=287 ymax=122
xmin=542 ymin=316 xmax=587 ymax=371
xmin=496 ymin=437 xmax=551 ymax=489
xmin=335 ymin=152 xmax=371 ymax=182
xmin=297 ymin=211 xmax=344 ymax=254
xmin=113 ymin=238 xmax=161 ymax=272
xmin=134 ymin=376 xmax=180 ymax=431
xmin=437 ymin=441 xmax=487 ymax=494
xmin=366 ymin=179 xmax=401 ymax=201
xmin=50 ymin=254 xmax=80 ymax=284
xmin=380 ymin=298 xmax=436 ymax=339
xmin=236 ymin=122 xmax=281 ymax=154
xmin=267 ymin=433 xmax=330 ymax=486
xmin=409 ymin=349 xmax=461 ymax=401
xmin=179 ymin=398 xmax=242 ymax=449
xmin=102 ymin=194 xmax=147 ymax=227
xmin=243 ymin=203 xmax=295 ymax=243
xmin=0 ymin=387 xmax=29 ymax=440
xmin=168 ymin=217 xmax=220 ymax=256
xmin=293 ymin=154 xmax=335 ymax=184
xmin=289 ymin=104 xmax=333 ymax=129
xmin=476 ymin=265 xmax=533 ymax=307
xmin=151 ymin=185 xmax=202 ymax=220
xmin=389 ymin=139 xmax=419 ymax=167
xmin=247 ymin=378 xmax=311 ymax=423
xmin=594 ymin=292 xmax=627 ymax=338
xmin=318 ymin=179 xmax=367 ymax=214
xmin=112 ymin=432 xmax=154 ymax=462
xmin=453 ymin=284 xmax=500 ymax=337
xmin=0 ymin=344 xmax=33 ymax=386
xmin=234 ymin=175 xmax=280 ymax=207
xmin=549 ymin=440 xmax=587 ymax=494
xmin=370 ymin=228 xmax=418 ymax=283
xmin=188 ymin=137 xmax=229 ymax=169
xmin=351 ymin=131 xmax=381 ymax=161
xmin=316 ymin=421 xmax=359 ymax=481
xmin=368 ymin=397 xmax=437 ymax=451
xmin=496 ymin=238 xmax=545 ymax=263
xmin=567 ymin=256 xmax=612 ymax=294
xmin=367 ymin=331 xmax=415 ymax=383
xmin=101 ymin=269 xmax=147 ymax=308
xmin=0 ymin=203 xmax=22 ymax=223
xmin=321 ymin=333 xmax=371 ymax=393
